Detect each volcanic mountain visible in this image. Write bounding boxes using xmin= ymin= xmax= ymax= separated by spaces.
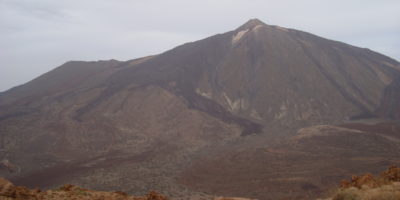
xmin=0 ymin=19 xmax=400 ymax=199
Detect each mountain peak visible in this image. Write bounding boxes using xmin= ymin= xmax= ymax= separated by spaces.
xmin=236 ymin=18 xmax=266 ymax=30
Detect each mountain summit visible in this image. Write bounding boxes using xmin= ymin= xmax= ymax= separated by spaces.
xmin=236 ymin=18 xmax=266 ymax=30
xmin=0 ymin=19 xmax=400 ymax=199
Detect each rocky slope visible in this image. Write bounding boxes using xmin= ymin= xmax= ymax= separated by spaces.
xmin=0 ymin=19 xmax=400 ymax=199
xmin=180 ymin=121 xmax=400 ymax=199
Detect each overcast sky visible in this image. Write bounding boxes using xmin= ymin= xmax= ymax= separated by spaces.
xmin=1 ymin=0 xmax=399 ymax=92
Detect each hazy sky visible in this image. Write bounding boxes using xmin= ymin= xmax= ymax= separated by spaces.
xmin=1 ymin=0 xmax=399 ymax=92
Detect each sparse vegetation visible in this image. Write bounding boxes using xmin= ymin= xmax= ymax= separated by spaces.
xmin=0 ymin=177 xmax=169 ymax=200
xmin=332 ymin=166 xmax=400 ymax=200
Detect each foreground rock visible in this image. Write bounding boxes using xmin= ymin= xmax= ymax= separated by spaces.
xmin=0 ymin=178 xmax=257 ymax=200
xmin=329 ymin=166 xmax=400 ymax=200
xmin=0 ymin=177 xmax=167 ymax=200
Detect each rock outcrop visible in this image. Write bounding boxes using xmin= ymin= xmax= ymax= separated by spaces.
xmin=0 ymin=178 xmax=167 ymax=200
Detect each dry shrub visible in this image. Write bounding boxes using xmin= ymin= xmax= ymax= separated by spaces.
xmin=0 ymin=177 xmax=15 ymax=197
xmin=381 ymin=166 xmax=400 ymax=182
xmin=114 ymin=190 xmax=128 ymax=196
xmin=334 ymin=183 xmax=400 ymax=200
xmin=340 ymin=173 xmax=378 ymax=189
xmin=333 ymin=187 xmax=360 ymax=200
xmin=334 ymin=166 xmax=400 ymax=200
xmin=340 ymin=166 xmax=400 ymax=189
xmin=145 ymin=191 xmax=168 ymax=200
xmin=58 ymin=184 xmax=77 ymax=191
xmin=214 ymin=198 xmax=255 ymax=200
